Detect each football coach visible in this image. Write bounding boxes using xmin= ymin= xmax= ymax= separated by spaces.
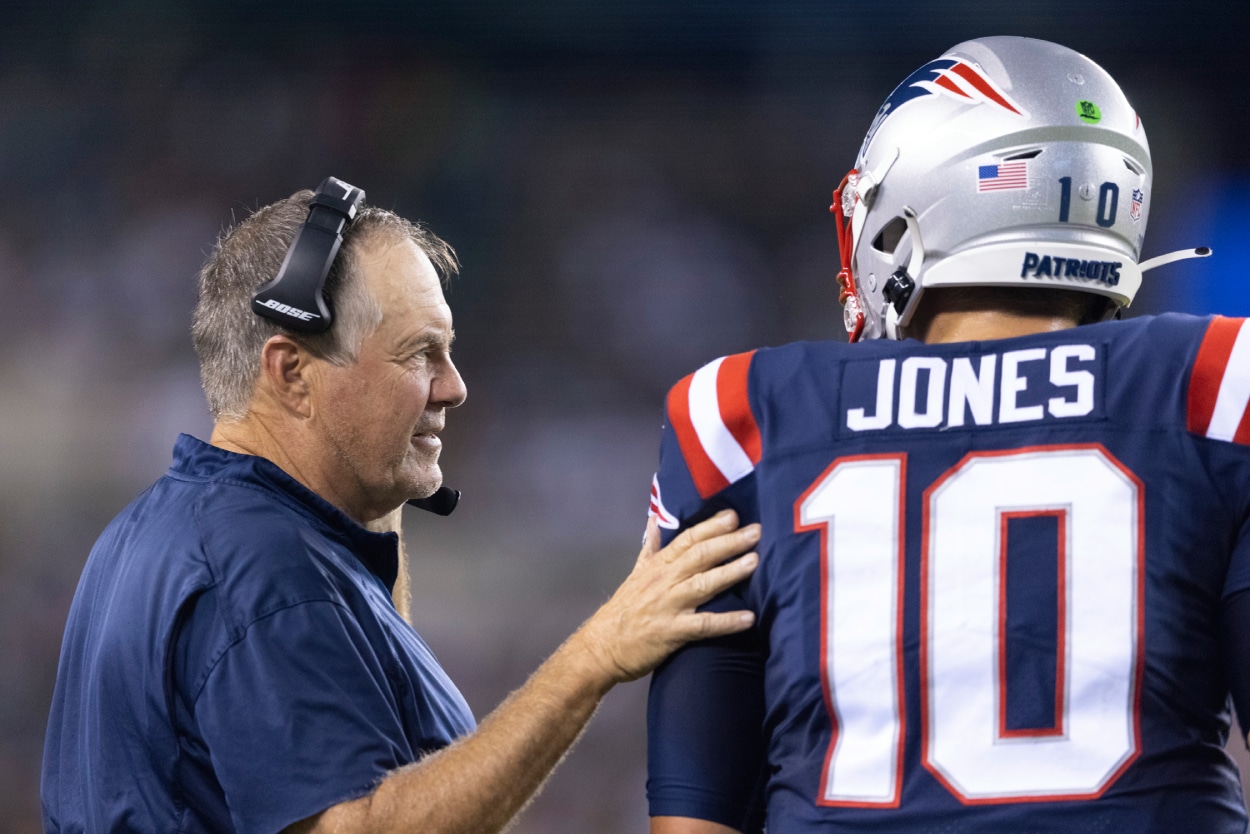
xmin=41 ymin=178 xmax=760 ymax=834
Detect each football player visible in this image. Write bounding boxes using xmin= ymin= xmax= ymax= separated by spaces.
xmin=645 ymin=36 xmax=1246 ymax=833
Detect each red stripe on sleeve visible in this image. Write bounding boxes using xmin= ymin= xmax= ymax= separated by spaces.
xmin=1233 ymin=409 xmax=1250 ymax=445
xmin=950 ymin=62 xmax=1022 ymax=115
xmin=1187 ymin=316 xmax=1243 ymax=436
xmin=666 ymin=374 xmax=730 ymax=499
xmin=716 ymin=351 xmax=762 ymax=465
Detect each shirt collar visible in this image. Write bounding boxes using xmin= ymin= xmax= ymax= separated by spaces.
xmin=168 ymin=433 xmax=400 ymax=590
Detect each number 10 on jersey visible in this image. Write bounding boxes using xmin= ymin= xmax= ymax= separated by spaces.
xmin=794 ymin=445 xmax=1144 ymax=806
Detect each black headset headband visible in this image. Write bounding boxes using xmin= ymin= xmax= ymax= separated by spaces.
xmin=251 ymin=176 xmax=366 ymax=334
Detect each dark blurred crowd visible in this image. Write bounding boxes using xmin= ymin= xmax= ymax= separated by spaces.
xmin=1 ymin=2 xmax=1246 ymax=831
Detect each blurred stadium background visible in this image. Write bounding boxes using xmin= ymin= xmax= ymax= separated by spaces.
xmin=1 ymin=1 xmax=1247 ymax=830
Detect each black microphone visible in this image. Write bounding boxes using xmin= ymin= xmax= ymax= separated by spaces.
xmin=406 ymin=486 xmax=460 ymax=516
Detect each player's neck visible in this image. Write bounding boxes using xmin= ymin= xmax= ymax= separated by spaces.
xmin=915 ymin=309 xmax=1080 ymax=345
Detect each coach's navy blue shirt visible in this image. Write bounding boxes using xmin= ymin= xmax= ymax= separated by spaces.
xmin=42 ymin=434 xmax=476 ymax=834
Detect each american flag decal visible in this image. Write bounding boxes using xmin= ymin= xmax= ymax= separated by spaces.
xmin=978 ymin=161 xmax=1029 ymax=192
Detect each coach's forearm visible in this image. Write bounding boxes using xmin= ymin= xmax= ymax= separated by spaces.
xmin=354 ymin=631 xmax=612 ymax=834
xmin=287 ymin=512 xmax=759 ymax=834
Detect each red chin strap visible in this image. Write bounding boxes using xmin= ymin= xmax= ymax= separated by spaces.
xmin=831 ymin=169 xmax=865 ymax=342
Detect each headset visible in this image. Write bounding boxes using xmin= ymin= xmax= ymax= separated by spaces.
xmin=251 ymin=176 xmax=460 ymax=516
xmin=252 ymin=176 xmax=363 ymax=333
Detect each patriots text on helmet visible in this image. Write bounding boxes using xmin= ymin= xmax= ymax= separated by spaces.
xmin=1020 ymin=252 xmax=1122 ymax=286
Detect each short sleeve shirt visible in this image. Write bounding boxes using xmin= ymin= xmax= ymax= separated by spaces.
xmin=42 ymin=434 xmax=476 ymax=834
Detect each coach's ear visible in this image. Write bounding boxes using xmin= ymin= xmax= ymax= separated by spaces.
xmin=257 ymin=334 xmax=314 ymax=418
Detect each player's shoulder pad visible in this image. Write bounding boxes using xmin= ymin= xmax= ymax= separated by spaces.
xmin=1186 ymin=315 xmax=1250 ymax=444
xmin=665 ymin=350 xmax=761 ymax=499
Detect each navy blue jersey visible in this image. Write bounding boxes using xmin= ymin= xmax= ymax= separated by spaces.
xmin=647 ymin=314 xmax=1250 ymax=833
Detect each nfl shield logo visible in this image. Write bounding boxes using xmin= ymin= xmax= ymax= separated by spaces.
xmin=1130 ymin=189 xmax=1144 ymax=222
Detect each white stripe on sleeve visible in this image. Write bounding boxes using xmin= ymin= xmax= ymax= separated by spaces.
xmin=1207 ymin=321 xmax=1250 ymax=441
xmin=688 ymin=357 xmax=754 ymax=485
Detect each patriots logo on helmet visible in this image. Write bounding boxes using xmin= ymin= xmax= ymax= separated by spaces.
xmin=891 ymin=57 xmax=1027 ymax=116
xmin=859 ymin=57 xmax=1028 ymax=158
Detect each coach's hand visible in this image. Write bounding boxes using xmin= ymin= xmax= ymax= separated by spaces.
xmin=572 ymin=510 xmax=760 ymax=686
xmin=284 ymin=509 xmax=759 ymax=834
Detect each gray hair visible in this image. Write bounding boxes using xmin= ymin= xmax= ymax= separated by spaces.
xmin=192 ymin=190 xmax=459 ymax=421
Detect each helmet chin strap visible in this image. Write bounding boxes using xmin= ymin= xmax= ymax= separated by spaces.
xmin=884 ymin=303 xmax=903 ymax=340
xmin=884 ymin=206 xmax=926 ymax=340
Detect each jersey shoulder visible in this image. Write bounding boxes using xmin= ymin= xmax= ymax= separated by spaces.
xmin=1093 ymin=313 xmax=1250 ymax=442
xmin=755 ymin=316 xmax=1250 ymax=446
xmin=663 ymin=350 xmax=764 ymax=501
xmin=652 ymin=316 xmax=1250 ymax=524
xmin=1154 ymin=312 xmax=1250 ymax=443
xmin=657 ymin=342 xmax=854 ymax=502
xmin=192 ymin=480 xmax=382 ymax=631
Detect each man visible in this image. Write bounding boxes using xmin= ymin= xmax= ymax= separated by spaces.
xmin=645 ymin=36 xmax=1246 ymax=833
xmin=41 ymin=183 xmax=760 ymax=833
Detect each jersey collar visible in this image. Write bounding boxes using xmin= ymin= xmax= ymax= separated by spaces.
xmin=168 ymin=433 xmax=400 ymax=590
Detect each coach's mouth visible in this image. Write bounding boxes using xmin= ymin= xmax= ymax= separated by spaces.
xmin=411 ymin=434 xmax=441 ymax=451
xmin=411 ymin=421 xmax=444 ymax=452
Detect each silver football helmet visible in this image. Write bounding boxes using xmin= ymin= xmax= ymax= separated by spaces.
xmin=833 ymin=36 xmax=1204 ymax=341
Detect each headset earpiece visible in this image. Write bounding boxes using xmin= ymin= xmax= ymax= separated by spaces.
xmin=251 ymin=177 xmax=366 ymax=334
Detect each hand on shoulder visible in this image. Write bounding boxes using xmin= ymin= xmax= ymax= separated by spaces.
xmin=571 ymin=511 xmax=760 ymax=687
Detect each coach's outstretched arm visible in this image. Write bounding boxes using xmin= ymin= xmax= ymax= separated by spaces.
xmin=285 ymin=510 xmax=760 ymax=834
